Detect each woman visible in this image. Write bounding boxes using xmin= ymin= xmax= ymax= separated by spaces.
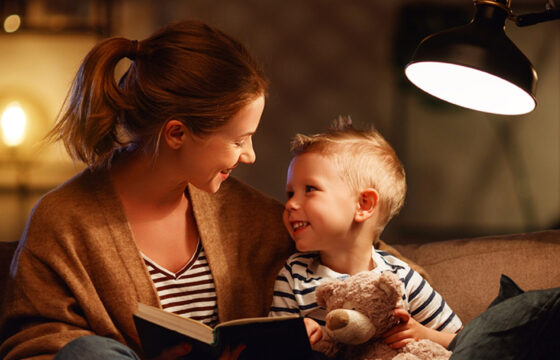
xmin=0 ymin=19 xmax=292 ymax=360
xmin=0 ymin=19 xmax=424 ymax=360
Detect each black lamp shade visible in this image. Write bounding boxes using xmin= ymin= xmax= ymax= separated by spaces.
xmin=405 ymin=3 xmax=537 ymax=115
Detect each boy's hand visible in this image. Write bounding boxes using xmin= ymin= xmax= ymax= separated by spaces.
xmin=304 ymin=317 xmax=323 ymax=345
xmin=382 ymin=308 xmax=428 ymax=348
xmin=382 ymin=308 xmax=456 ymax=349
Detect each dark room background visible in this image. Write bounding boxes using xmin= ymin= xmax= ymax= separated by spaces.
xmin=0 ymin=0 xmax=558 ymax=243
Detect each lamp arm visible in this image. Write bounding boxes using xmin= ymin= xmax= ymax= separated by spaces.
xmin=512 ymin=9 xmax=560 ymax=26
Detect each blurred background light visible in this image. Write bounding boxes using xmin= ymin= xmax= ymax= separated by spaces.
xmin=3 ymin=14 xmax=21 ymax=33
xmin=1 ymin=102 xmax=27 ymax=147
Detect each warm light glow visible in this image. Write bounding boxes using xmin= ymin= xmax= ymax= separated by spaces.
xmin=405 ymin=62 xmax=536 ymax=115
xmin=3 ymin=14 xmax=21 ymax=33
xmin=1 ymin=102 xmax=27 ymax=147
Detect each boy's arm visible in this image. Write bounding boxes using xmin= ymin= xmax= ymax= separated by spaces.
xmin=382 ymin=309 xmax=458 ymax=348
xmin=404 ymin=269 xmax=462 ymax=334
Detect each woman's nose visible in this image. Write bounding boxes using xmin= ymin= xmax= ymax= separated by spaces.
xmin=239 ymin=140 xmax=256 ymax=164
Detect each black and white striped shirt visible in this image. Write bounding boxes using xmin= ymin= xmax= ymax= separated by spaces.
xmin=143 ymin=241 xmax=218 ymax=326
xmin=269 ymin=247 xmax=462 ymax=333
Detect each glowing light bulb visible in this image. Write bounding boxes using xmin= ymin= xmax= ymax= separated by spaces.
xmin=405 ymin=62 xmax=536 ymax=115
xmin=1 ymin=102 xmax=27 ymax=147
xmin=3 ymin=14 xmax=21 ymax=33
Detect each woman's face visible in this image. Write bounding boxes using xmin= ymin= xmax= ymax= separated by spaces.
xmin=181 ymin=95 xmax=265 ymax=193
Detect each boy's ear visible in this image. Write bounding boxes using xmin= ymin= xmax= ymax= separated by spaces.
xmin=162 ymin=120 xmax=188 ymax=150
xmin=354 ymin=188 xmax=378 ymax=223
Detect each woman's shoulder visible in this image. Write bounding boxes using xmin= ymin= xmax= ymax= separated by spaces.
xmin=26 ymin=168 xmax=115 ymax=229
xmin=33 ymin=168 xmax=104 ymax=209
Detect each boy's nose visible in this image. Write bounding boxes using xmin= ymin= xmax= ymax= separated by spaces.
xmin=285 ymin=197 xmax=299 ymax=211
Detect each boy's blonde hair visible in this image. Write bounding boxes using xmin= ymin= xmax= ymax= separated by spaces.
xmin=290 ymin=116 xmax=406 ymax=232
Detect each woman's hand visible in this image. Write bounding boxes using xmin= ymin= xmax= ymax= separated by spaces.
xmin=304 ymin=317 xmax=323 ymax=345
xmin=150 ymin=343 xmax=246 ymax=360
xmin=149 ymin=343 xmax=192 ymax=360
xmin=218 ymin=344 xmax=247 ymax=360
xmin=382 ymin=308 xmax=456 ymax=349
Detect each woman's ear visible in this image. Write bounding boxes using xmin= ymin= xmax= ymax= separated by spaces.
xmin=162 ymin=120 xmax=188 ymax=150
xmin=354 ymin=188 xmax=379 ymax=223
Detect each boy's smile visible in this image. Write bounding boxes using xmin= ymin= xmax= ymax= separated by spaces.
xmin=283 ymin=152 xmax=358 ymax=253
xmin=290 ymin=220 xmax=310 ymax=235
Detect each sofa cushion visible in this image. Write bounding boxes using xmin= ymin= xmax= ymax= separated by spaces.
xmin=448 ymin=275 xmax=560 ymax=359
xmin=393 ymin=230 xmax=560 ymax=324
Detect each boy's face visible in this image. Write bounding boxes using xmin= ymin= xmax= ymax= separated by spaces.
xmin=283 ymin=152 xmax=358 ymax=253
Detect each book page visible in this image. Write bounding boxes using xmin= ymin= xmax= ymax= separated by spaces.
xmin=216 ymin=314 xmax=300 ymax=329
xmin=136 ymin=303 xmax=214 ymax=344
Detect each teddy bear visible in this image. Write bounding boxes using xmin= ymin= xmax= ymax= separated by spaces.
xmin=313 ymin=271 xmax=452 ymax=360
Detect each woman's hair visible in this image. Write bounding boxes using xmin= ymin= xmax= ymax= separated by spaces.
xmin=49 ymin=19 xmax=268 ymax=168
xmin=290 ymin=116 xmax=406 ymax=231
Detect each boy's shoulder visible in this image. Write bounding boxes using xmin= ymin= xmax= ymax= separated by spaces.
xmin=373 ymin=248 xmax=413 ymax=272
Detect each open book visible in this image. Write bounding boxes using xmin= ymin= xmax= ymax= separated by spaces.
xmin=133 ymin=303 xmax=312 ymax=359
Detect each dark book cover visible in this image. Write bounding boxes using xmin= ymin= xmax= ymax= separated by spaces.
xmin=133 ymin=303 xmax=312 ymax=360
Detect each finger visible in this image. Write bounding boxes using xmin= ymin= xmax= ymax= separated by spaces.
xmin=388 ymin=337 xmax=414 ymax=349
xmin=382 ymin=324 xmax=406 ymax=338
xmin=308 ymin=326 xmax=323 ymax=345
xmin=383 ymin=329 xmax=412 ymax=344
xmin=393 ymin=308 xmax=410 ymax=323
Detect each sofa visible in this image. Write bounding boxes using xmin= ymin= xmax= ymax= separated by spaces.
xmin=393 ymin=229 xmax=560 ymax=324
xmin=1 ymin=229 xmax=559 ymax=326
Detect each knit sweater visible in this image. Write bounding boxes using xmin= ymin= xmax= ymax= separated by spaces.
xmin=0 ymin=168 xmax=294 ymax=360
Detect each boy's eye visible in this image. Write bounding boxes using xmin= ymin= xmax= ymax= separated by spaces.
xmin=286 ymin=191 xmax=294 ymax=199
xmin=305 ymin=185 xmax=317 ymax=192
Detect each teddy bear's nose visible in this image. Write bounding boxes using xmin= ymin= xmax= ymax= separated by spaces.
xmin=326 ymin=310 xmax=349 ymax=330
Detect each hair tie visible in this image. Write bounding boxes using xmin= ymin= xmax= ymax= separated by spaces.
xmin=127 ymin=40 xmax=139 ymax=61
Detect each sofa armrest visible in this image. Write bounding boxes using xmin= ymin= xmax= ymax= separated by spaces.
xmin=393 ymin=230 xmax=560 ymax=324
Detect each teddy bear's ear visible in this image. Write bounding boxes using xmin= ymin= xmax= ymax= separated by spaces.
xmin=378 ymin=272 xmax=402 ymax=303
xmin=316 ymin=280 xmax=339 ymax=308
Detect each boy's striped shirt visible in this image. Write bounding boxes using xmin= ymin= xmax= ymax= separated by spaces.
xmin=269 ymin=247 xmax=462 ymax=333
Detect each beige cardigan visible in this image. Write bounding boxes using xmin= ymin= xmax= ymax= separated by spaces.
xmin=0 ymin=169 xmax=294 ymax=359
xmin=0 ymin=169 xmax=426 ymax=360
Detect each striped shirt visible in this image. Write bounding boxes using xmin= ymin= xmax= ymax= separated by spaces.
xmin=143 ymin=240 xmax=218 ymax=327
xmin=269 ymin=247 xmax=462 ymax=333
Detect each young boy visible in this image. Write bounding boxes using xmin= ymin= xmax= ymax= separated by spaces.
xmin=269 ymin=117 xmax=462 ymax=350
